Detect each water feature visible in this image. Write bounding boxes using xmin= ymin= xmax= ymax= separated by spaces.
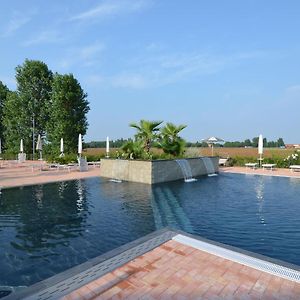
xmin=175 ymin=159 xmax=197 ymax=182
xmin=201 ymin=157 xmax=216 ymax=176
xmin=110 ymin=160 xmax=128 ymax=183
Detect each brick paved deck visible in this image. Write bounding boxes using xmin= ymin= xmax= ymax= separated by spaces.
xmin=0 ymin=160 xmax=100 ymax=188
xmin=61 ymin=240 xmax=300 ymax=300
xmin=221 ymin=166 xmax=300 ymax=179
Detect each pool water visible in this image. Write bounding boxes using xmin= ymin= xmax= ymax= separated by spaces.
xmin=0 ymin=173 xmax=300 ymax=286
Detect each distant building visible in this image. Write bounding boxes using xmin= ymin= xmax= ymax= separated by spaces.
xmin=285 ymin=144 xmax=300 ymax=149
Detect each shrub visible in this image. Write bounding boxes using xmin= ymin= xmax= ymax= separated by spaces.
xmin=46 ymin=153 xmax=77 ymax=164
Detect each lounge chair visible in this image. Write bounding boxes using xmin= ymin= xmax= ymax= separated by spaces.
xmin=87 ymin=161 xmax=101 ymax=168
xmin=245 ymin=163 xmax=258 ymax=169
xmin=290 ymin=165 xmax=300 ymax=172
xmin=262 ymin=163 xmax=276 ymax=171
xmin=219 ymin=157 xmax=229 ymax=166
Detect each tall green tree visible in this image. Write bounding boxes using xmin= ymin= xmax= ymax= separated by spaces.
xmin=252 ymin=137 xmax=259 ymax=147
xmin=47 ymin=73 xmax=90 ymax=153
xmin=130 ymin=120 xmax=162 ymax=152
xmin=277 ymin=138 xmax=285 ymax=147
xmin=158 ymin=123 xmax=186 ymax=156
xmin=3 ymin=59 xmax=53 ymax=154
xmin=0 ymin=81 xmax=9 ymax=145
xmin=3 ymin=91 xmax=24 ymax=153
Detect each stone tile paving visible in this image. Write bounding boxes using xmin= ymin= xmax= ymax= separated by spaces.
xmin=0 ymin=160 xmax=100 ymax=188
xmin=221 ymin=166 xmax=300 ymax=179
xmin=61 ymin=240 xmax=300 ymax=300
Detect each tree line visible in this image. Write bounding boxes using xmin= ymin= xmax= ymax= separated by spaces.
xmin=84 ymin=138 xmax=132 ymax=148
xmin=85 ymin=136 xmax=286 ymax=149
xmin=222 ymin=137 xmax=285 ymax=148
xmin=0 ymin=59 xmax=89 ymax=157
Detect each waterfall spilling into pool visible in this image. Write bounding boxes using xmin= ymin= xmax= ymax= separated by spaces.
xmin=201 ymin=157 xmax=217 ymax=176
xmin=175 ymin=159 xmax=197 ymax=182
xmin=109 ymin=160 xmax=128 ymax=183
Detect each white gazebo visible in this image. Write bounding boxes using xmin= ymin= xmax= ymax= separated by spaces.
xmin=202 ymin=136 xmax=224 ymax=156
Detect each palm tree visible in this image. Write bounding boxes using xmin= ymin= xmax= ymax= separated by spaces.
xmin=159 ymin=123 xmax=187 ymax=156
xmin=121 ymin=140 xmax=144 ymax=159
xmin=130 ymin=120 xmax=162 ymax=153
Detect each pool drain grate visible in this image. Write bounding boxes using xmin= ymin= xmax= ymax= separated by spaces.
xmin=173 ymin=234 xmax=300 ymax=283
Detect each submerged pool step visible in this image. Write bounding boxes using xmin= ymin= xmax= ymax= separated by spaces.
xmin=173 ymin=234 xmax=300 ymax=283
xmin=152 ymin=187 xmax=194 ymax=232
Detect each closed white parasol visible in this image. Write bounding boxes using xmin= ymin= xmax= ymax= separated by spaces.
xmin=258 ymin=134 xmax=263 ymax=167
xmin=60 ymin=138 xmax=64 ymax=157
xmin=36 ymin=134 xmax=42 ymax=151
xmin=106 ymin=136 xmax=109 ymax=157
xmin=36 ymin=134 xmax=43 ymax=160
xmin=20 ymin=139 xmax=24 ymax=153
xmin=78 ymin=134 xmax=82 ymax=157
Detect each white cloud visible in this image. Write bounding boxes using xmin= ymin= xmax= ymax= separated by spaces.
xmin=282 ymin=84 xmax=300 ymax=104
xmin=22 ymin=30 xmax=62 ymax=46
xmin=85 ymin=75 xmax=104 ymax=85
xmin=286 ymin=84 xmax=300 ymax=94
xmin=70 ymin=0 xmax=152 ymax=21
xmin=85 ymin=49 xmax=268 ymax=90
xmin=111 ymin=73 xmax=146 ymax=89
xmin=85 ymin=73 xmax=146 ymax=89
xmin=105 ymin=52 xmax=229 ymax=89
xmin=57 ymin=42 xmax=105 ymax=69
xmin=1 ymin=11 xmax=34 ymax=37
xmin=79 ymin=43 xmax=105 ymax=60
xmin=145 ymin=42 xmax=164 ymax=52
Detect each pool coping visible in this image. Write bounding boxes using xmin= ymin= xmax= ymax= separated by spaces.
xmin=4 ymin=228 xmax=300 ymax=300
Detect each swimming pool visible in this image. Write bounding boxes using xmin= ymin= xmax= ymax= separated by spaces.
xmin=0 ymin=173 xmax=300 ymax=287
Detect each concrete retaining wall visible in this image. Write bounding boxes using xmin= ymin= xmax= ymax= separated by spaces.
xmin=100 ymin=157 xmax=219 ymax=184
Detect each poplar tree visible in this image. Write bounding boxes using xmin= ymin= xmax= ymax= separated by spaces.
xmin=0 ymin=81 xmax=9 ymax=145
xmin=46 ymin=73 xmax=90 ymax=153
xmin=3 ymin=59 xmax=53 ymax=155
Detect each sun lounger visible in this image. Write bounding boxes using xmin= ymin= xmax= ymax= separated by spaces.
xmin=30 ymin=163 xmax=45 ymax=172
xmin=262 ymin=163 xmax=276 ymax=171
xmin=290 ymin=165 xmax=300 ymax=172
xmin=41 ymin=163 xmax=71 ymax=172
xmin=87 ymin=161 xmax=101 ymax=168
xmin=219 ymin=158 xmax=229 ymax=166
xmin=245 ymin=163 xmax=258 ymax=169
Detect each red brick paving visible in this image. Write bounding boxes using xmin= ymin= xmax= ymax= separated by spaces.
xmin=61 ymin=240 xmax=300 ymax=300
xmin=0 ymin=160 xmax=100 ymax=188
xmin=221 ymin=166 xmax=300 ymax=179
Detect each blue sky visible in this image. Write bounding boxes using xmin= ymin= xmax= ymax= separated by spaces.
xmin=1 ymin=0 xmax=300 ymax=143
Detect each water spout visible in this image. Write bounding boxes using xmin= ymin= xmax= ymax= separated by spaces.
xmin=201 ymin=157 xmax=217 ymax=176
xmin=175 ymin=159 xmax=197 ymax=182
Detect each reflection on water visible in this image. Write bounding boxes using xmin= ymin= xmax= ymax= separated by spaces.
xmin=0 ymin=180 xmax=90 ymax=286
xmin=0 ymin=178 xmax=155 ymax=287
xmin=255 ymin=176 xmax=266 ymax=226
xmin=35 ymin=185 xmax=44 ymax=209
xmin=255 ymin=176 xmax=264 ymax=200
